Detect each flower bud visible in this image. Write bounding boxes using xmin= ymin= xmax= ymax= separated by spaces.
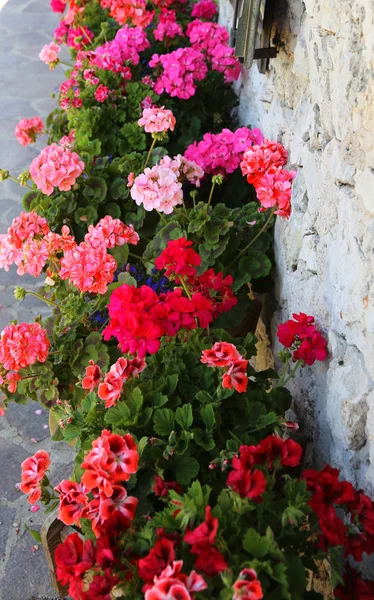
xmin=212 ymin=174 xmax=224 ymax=185
xmin=0 ymin=169 xmax=9 ymax=182
xmin=14 ymin=287 xmax=26 ymax=300
xmin=18 ymin=171 xmax=31 ymax=186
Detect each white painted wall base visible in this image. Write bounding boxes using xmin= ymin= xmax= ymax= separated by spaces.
xmin=219 ymin=0 xmax=374 ymax=493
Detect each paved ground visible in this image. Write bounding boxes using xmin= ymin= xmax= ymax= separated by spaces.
xmin=0 ymin=0 xmax=75 ymax=598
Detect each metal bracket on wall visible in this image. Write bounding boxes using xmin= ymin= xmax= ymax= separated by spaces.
xmin=230 ymin=0 xmax=277 ymax=72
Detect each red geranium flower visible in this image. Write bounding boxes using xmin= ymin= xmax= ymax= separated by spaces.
xmin=155 ymin=237 xmax=201 ymax=283
xmin=81 ymin=430 xmax=139 ymax=495
xmin=55 ymin=479 xmax=89 ymax=526
xmin=233 ymin=568 xmax=264 ymax=600
xmin=55 ymin=533 xmax=95 ymax=600
xmin=184 ymin=506 xmax=218 ymax=546
xmin=20 ymin=449 xmax=50 ymax=504
xmin=138 ymin=537 xmax=176 ymax=584
xmin=249 ymin=435 xmax=303 ymax=469
xmin=334 ymin=566 xmax=374 ymax=599
xmin=144 ymin=560 xmax=207 ymax=600
xmin=153 ymin=475 xmax=183 ymax=498
xmin=201 ymin=342 xmax=241 ymax=368
xmin=277 ymin=313 xmax=327 ymax=365
xmin=222 ymin=358 xmax=249 ymax=393
xmin=82 ymin=360 xmax=102 ymax=391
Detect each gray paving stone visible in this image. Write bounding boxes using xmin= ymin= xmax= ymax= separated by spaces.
xmin=0 ymin=506 xmax=16 ymax=556
xmin=0 ymin=0 xmax=74 ymax=595
xmin=2 ymin=532 xmax=57 ymax=600
xmin=6 ymin=402 xmax=50 ymax=444
xmin=0 ymin=438 xmax=28 ymax=501
xmin=0 ymin=99 xmax=34 ymax=119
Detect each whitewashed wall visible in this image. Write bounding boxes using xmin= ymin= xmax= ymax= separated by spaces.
xmin=219 ymin=0 xmax=374 ymax=492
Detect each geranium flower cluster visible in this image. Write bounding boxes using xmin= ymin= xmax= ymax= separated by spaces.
xmin=103 ymin=283 xmax=213 ymax=357
xmin=149 ymin=47 xmax=208 ymax=99
xmin=100 ymin=0 xmax=154 ymax=28
xmin=145 ymin=560 xmax=207 ymax=600
xmin=153 ymin=9 xmax=184 ymax=42
xmin=93 ymin=24 xmax=150 ymax=73
xmin=277 ymin=312 xmax=328 ymax=365
xmin=54 ymin=23 xmax=94 ymax=51
xmin=240 ymin=138 xmax=296 ymax=218
xmin=334 ymin=565 xmax=374 ymax=600
xmin=60 ymin=216 xmax=139 ymax=294
xmin=191 ymin=0 xmax=217 ymax=19
xmin=227 ymin=435 xmax=303 ymax=500
xmin=130 ymin=155 xmax=203 ymax=214
xmin=0 ymin=322 xmax=50 ymax=393
xmin=15 ymin=116 xmax=44 ymax=146
xmin=233 ymin=569 xmax=264 ymax=600
xmin=304 ymin=465 xmax=374 ymax=558
xmin=201 ymin=342 xmax=249 ymax=393
xmin=0 ymin=211 xmax=70 ymax=277
xmin=184 ymin=126 xmax=264 ymax=176
xmin=184 ymin=506 xmax=228 ymax=577
xmin=56 ymin=429 xmax=139 ymax=536
xmin=20 ymin=449 xmax=50 ymax=504
xmin=82 ymin=356 xmax=146 ymax=408
xmin=29 ymin=142 xmax=85 ymax=195
xmin=39 ymin=41 xmax=60 ymax=68
xmin=186 ymin=19 xmax=241 ymax=83
xmin=138 ymin=105 xmax=176 ymax=135
xmin=55 ymin=518 xmax=128 ymax=600
xmin=155 ymin=238 xmax=237 ymax=316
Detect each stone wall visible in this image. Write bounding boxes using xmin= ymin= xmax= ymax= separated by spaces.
xmin=219 ymin=0 xmax=374 ymax=492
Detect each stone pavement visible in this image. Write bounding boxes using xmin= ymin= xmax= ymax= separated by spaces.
xmin=0 ymin=0 xmax=75 ymax=598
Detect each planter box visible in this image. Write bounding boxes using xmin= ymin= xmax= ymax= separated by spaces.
xmin=41 ymin=510 xmax=75 ymax=598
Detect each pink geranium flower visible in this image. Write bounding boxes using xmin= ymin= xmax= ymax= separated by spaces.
xmin=39 ymin=42 xmax=60 ymax=68
xmin=138 ymin=106 xmax=176 ymax=135
xmin=15 ymin=117 xmax=44 ymax=147
xmin=29 ymin=143 xmax=85 ymax=196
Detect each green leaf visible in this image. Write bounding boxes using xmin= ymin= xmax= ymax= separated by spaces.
xmin=110 ymin=177 xmax=129 ymax=200
xmin=165 ymin=374 xmax=178 ymax=395
xmin=153 ymin=408 xmax=175 ymax=436
xmin=174 ymin=455 xmax=200 ymax=485
xmin=233 ymin=251 xmax=272 ymax=292
xmin=109 ymin=244 xmax=129 ymax=267
xmin=82 ymin=176 xmax=108 ymax=203
xmin=195 ymin=390 xmax=214 ymax=404
xmin=194 ymin=428 xmax=215 ymax=450
xmin=151 ymin=393 xmax=169 ymax=408
xmin=242 ymin=527 xmax=283 ymax=560
xmin=105 ymin=202 xmax=121 ymax=219
xmin=74 ymin=205 xmax=98 ymax=226
xmin=243 ymin=529 xmax=271 ymax=558
xmin=200 ymin=404 xmax=215 ymax=431
xmin=25 ymin=526 xmax=41 ymax=543
xmin=104 ymin=402 xmax=131 ymax=427
xmin=138 ymin=436 xmax=148 ymax=457
xmin=62 ymin=425 xmax=81 ymax=444
xmin=175 ymin=404 xmax=193 ymax=429
xmin=126 ymin=387 xmax=143 ymax=414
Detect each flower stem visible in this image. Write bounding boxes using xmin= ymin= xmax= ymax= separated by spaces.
xmin=179 ymin=276 xmax=192 ymax=300
xmin=25 ymin=291 xmax=60 ymax=308
xmin=59 ymin=60 xmax=75 ymax=68
xmin=8 ymin=175 xmax=33 ymax=190
xmin=156 ymin=210 xmax=168 ymax=225
xmin=143 ymin=137 xmax=157 ymax=169
xmin=275 ymin=360 xmax=301 ymax=388
xmin=229 ymin=207 xmax=276 ymax=268
xmin=128 ymin=251 xmax=155 ymax=266
xmin=206 ymin=179 xmax=216 ymax=211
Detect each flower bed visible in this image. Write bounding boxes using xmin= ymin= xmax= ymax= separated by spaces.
xmin=0 ymin=0 xmax=373 ymax=598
